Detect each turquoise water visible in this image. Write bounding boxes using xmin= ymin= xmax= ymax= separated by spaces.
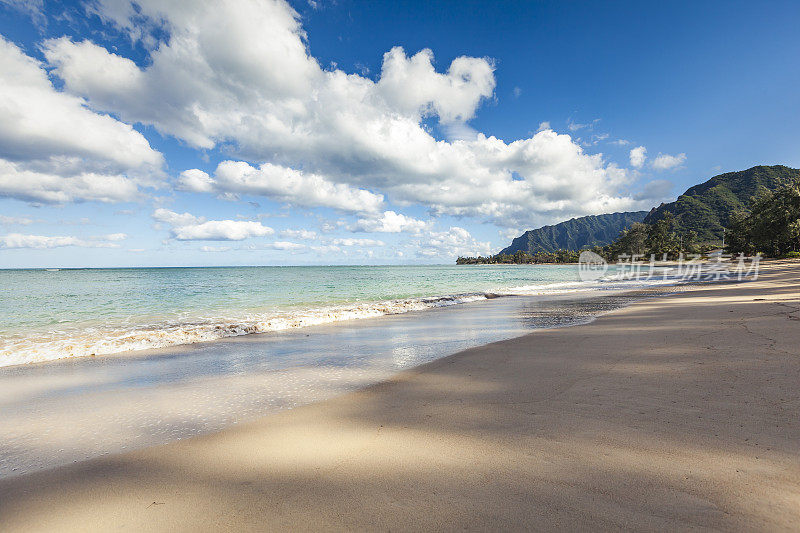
xmin=0 ymin=264 xmax=642 ymax=367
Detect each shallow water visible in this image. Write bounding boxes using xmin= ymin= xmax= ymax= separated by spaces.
xmin=0 ymin=264 xmax=677 ymax=367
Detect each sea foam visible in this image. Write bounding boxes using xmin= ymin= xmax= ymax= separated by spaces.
xmin=0 ymin=292 xmax=490 ymax=367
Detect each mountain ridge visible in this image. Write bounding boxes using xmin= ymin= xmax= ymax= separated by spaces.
xmin=497 ymin=165 xmax=800 ymax=255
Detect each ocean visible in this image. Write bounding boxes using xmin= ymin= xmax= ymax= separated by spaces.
xmin=0 ymin=264 xmax=669 ymax=368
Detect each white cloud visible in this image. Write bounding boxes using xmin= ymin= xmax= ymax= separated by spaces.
xmin=567 ymin=118 xmax=600 ymax=132
xmin=152 ymin=208 xmax=274 ymax=241
xmin=199 ymin=245 xmax=231 ymax=252
xmin=102 ymin=232 xmax=127 ymax=241
xmin=580 ymin=132 xmax=610 ymax=147
xmin=0 ymin=36 xmax=163 ymax=204
xmin=0 ymin=160 xmax=143 ymax=204
xmin=0 ymin=0 xmax=46 ymax=27
xmin=352 ymin=211 xmax=430 ymax=234
xmin=634 ymin=179 xmax=673 ymax=202
xmin=0 ymin=232 xmax=124 ymax=249
xmin=176 ymin=169 xmax=215 ymax=193
xmin=513 ymin=86 xmax=522 ymax=98
xmin=309 ymin=244 xmax=343 ymax=255
xmin=377 ymin=46 xmax=495 ymax=123
xmin=330 ymin=238 xmax=385 ymax=247
xmin=629 ymin=146 xmax=647 ymax=168
xmin=0 ymin=215 xmax=36 ymax=225
xmin=416 ymin=226 xmax=492 ymax=259
xmin=279 ymin=229 xmax=317 ymax=240
xmin=178 ymin=162 xmax=383 ymax=214
xmin=173 ymin=220 xmax=274 ymax=241
xmin=43 ymin=0 xmax=663 ymax=227
xmin=440 ymin=121 xmax=479 ymax=142
xmin=152 ymin=208 xmax=201 ymax=228
xmin=498 ymin=227 xmax=523 ymax=240
xmin=536 ymin=121 xmax=551 ymax=132
xmin=266 ymin=241 xmax=305 ymax=251
xmin=651 ymin=152 xmax=686 ymax=171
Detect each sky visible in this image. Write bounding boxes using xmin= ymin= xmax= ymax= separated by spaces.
xmin=0 ymin=0 xmax=798 ymax=268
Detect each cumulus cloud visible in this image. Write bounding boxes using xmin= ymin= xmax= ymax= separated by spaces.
xmin=173 ymin=220 xmax=274 ymax=241
xmin=177 ymin=161 xmax=383 ymax=214
xmin=416 ymin=226 xmax=492 ymax=258
xmin=0 ymin=36 xmax=163 ymax=204
xmin=629 ymin=146 xmax=647 ymax=168
xmin=152 ymin=208 xmax=274 ymax=241
xmin=377 ymin=46 xmax=495 ymax=123
xmin=0 ymin=232 xmax=125 ymax=249
xmin=352 ymin=211 xmax=430 ymax=234
xmin=40 ymin=0 xmax=659 ymax=228
xmin=651 ymin=152 xmax=687 ymax=171
xmin=152 ymin=208 xmax=201 ymax=228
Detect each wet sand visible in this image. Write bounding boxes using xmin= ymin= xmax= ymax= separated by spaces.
xmin=1 ymin=262 xmax=798 ymax=531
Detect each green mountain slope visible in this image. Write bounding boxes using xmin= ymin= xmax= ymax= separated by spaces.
xmin=499 ymin=211 xmax=648 ymax=254
xmin=643 ymin=165 xmax=800 ymax=241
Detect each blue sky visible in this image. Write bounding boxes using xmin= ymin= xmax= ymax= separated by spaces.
xmin=0 ymin=0 xmax=798 ymax=268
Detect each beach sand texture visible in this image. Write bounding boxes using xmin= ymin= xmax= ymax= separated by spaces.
xmin=1 ymin=262 xmax=798 ymax=531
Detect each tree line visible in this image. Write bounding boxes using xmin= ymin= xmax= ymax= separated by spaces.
xmin=725 ymin=179 xmax=800 ymax=258
xmin=592 ymin=213 xmax=711 ymax=261
xmin=456 ymin=249 xmax=581 ymax=264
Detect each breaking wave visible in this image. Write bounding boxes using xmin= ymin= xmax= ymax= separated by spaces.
xmin=0 ymin=293 xmax=492 ymax=367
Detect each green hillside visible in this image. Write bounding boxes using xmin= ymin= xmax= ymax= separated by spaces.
xmin=499 ymin=211 xmax=648 ymax=254
xmin=643 ymin=165 xmax=800 ymax=242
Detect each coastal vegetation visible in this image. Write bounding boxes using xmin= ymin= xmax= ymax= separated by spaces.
xmin=456 ymin=249 xmax=580 ymax=264
xmin=725 ymin=179 xmax=800 ymax=257
xmin=594 ymin=213 xmax=708 ymax=260
xmin=643 ymin=165 xmax=800 ymax=242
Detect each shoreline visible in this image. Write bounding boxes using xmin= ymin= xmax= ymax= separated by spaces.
xmin=0 ymin=285 xmax=677 ymax=479
xmin=1 ymin=264 xmax=655 ymax=369
xmin=0 ymin=270 xmax=682 ymax=369
xmin=1 ymin=261 xmax=798 ymax=530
